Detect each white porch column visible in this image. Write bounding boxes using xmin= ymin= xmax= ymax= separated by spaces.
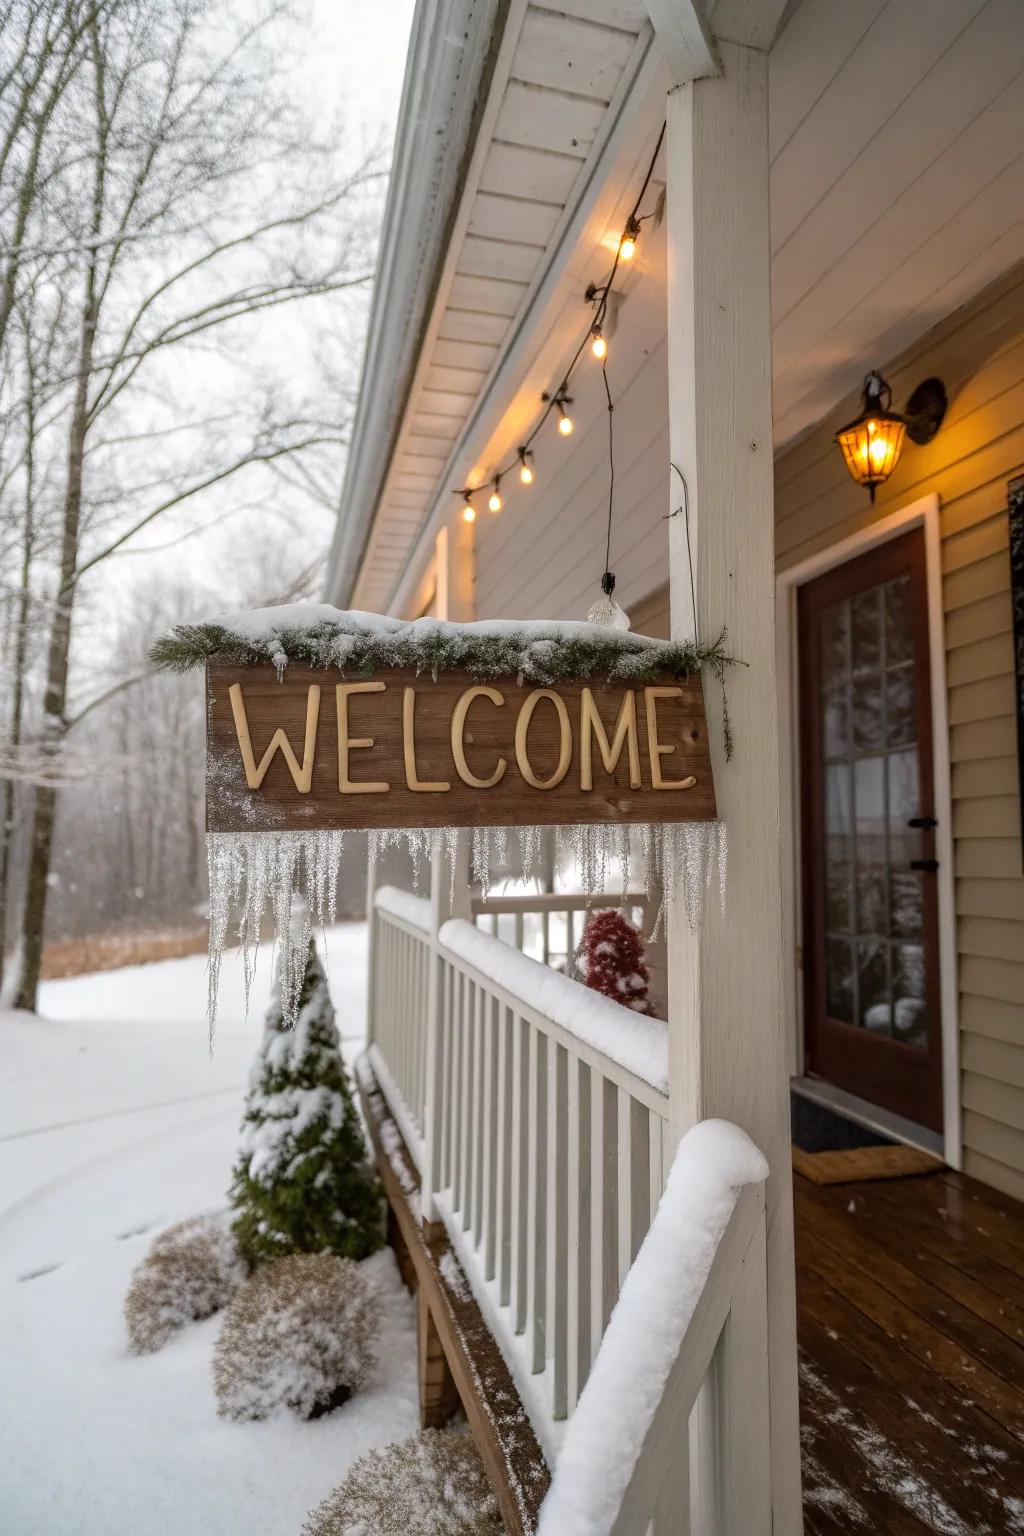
xmin=663 ymin=38 xmax=803 ymax=1534
xmin=420 ymin=509 xmax=476 ymax=1223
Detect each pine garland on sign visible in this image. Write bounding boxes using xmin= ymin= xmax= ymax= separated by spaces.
xmin=230 ymin=937 xmax=382 ymax=1263
xmin=577 ymin=908 xmax=654 ymax=1017
xmin=152 ymin=606 xmax=738 ymax=758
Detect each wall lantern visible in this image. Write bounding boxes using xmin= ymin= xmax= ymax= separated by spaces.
xmin=835 ymin=370 xmax=947 ymax=501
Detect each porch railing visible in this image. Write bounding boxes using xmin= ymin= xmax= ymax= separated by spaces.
xmin=367 ymin=879 xmax=771 ymax=1531
xmin=471 ymin=891 xmax=649 ymax=979
xmin=367 ymin=885 xmax=432 ymax=1163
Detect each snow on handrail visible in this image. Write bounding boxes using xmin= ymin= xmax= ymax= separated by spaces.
xmin=373 ymin=884 xmax=431 ymax=932
xmin=537 ymin=1121 xmax=769 ymax=1535
xmin=438 ymin=916 xmax=668 ymax=1095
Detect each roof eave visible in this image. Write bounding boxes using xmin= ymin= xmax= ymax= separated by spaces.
xmin=326 ymin=0 xmax=508 ymax=607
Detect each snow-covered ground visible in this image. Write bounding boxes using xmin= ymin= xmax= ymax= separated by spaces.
xmin=0 ymin=923 xmax=420 ymax=1536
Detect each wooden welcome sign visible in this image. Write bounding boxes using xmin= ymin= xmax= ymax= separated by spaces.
xmin=206 ymin=662 xmax=717 ymax=832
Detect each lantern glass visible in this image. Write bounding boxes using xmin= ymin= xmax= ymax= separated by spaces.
xmin=835 ymin=411 xmax=905 ymax=495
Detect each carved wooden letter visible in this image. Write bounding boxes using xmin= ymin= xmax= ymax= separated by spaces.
xmin=514 ymin=689 xmax=571 ymax=790
xmin=580 ymin=688 xmax=641 ymax=791
xmin=337 ymin=681 xmax=390 ymax=793
xmin=229 ymin=682 xmax=321 ymax=793
xmin=403 ymin=686 xmax=450 ymax=792
xmin=644 ymin=686 xmax=697 ymax=791
xmin=451 ymin=686 xmax=507 ymax=789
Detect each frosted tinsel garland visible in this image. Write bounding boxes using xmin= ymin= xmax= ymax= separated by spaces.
xmin=207 ymin=821 xmax=727 ymax=1029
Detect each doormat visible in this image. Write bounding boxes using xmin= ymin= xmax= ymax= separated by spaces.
xmin=792 ymin=1143 xmax=944 ymax=1185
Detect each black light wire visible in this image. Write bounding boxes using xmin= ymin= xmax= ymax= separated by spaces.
xmin=453 ymin=120 xmax=668 ymax=527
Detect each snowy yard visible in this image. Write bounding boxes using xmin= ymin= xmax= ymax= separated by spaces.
xmin=0 ymin=923 xmax=420 ymax=1536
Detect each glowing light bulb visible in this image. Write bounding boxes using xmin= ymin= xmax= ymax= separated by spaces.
xmin=488 ymin=486 xmax=503 ymax=513
xmin=619 ymin=234 xmax=636 ymax=261
xmin=591 ymin=328 xmax=607 ymax=360
xmin=518 ymin=452 xmax=534 ymax=485
xmin=558 ymin=412 xmax=574 ymax=436
xmin=462 ymin=500 xmax=476 ymax=523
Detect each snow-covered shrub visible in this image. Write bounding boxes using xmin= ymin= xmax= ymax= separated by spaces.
xmin=576 ymin=908 xmax=654 ymax=1016
xmin=213 ymin=1252 xmax=378 ymax=1420
xmin=231 ymin=936 xmax=382 ymax=1263
xmin=124 ymin=1211 xmax=247 ymax=1355
xmin=301 ymin=1429 xmax=503 ymax=1536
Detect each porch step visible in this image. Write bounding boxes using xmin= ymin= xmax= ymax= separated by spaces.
xmin=357 ymin=1056 xmax=550 ymax=1535
xmin=793 ymin=1143 xmax=944 ymax=1185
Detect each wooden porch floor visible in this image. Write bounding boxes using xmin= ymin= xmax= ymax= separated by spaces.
xmin=796 ymin=1165 xmax=1024 ymax=1535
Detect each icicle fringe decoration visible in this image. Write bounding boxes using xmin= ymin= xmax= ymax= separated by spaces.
xmin=205 ymin=822 xmax=727 ymax=1031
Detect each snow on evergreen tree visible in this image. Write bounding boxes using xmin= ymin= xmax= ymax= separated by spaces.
xmin=231 ymin=936 xmax=382 ymax=1262
xmin=577 ymin=908 xmax=654 ymax=1016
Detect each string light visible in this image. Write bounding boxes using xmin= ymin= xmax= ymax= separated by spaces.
xmin=618 ymin=214 xmax=641 ymax=262
xmin=446 ymin=122 xmax=666 ymax=546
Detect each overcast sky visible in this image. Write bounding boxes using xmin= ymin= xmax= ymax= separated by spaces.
xmin=310 ymin=0 xmax=417 ymax=135
xmin=86 ymin=0 xmax=418 ymax=643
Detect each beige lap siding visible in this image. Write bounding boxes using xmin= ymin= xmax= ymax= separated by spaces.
xmin=775 ymin=258 xmax=1024 ymax=1202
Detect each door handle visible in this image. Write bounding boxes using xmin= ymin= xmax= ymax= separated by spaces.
xmin=910 ymin=858 xmax=939 ymax=873
xmin=908 ymin=816 xmax=938 ymax=830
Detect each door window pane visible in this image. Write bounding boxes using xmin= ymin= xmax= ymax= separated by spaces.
xmin=820 ymin=601 xmax=850 ymax=688
xmin=825 ymin=765 xmax=853 ymax=930
xmin=823 ymin=689 xmax=849 ymax=759
xmin=886 ymin=665 xmax=915 ymax=746
xmin=852 ymin=673 xmax=885 ymax=752
xmin=851 ymin=588 xmax=882 ymax=673
xmin=893 ymin=946 xmax=927 ymax=1048
xmin=884 ymin=575 xmax=914 ymax=666
xmin=826 ymin=937 xmax=855 ymax=1024
xmin=858 ymin=938 xmax=891 ymax=1033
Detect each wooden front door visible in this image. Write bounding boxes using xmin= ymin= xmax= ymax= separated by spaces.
xmin=798 ymin=528 xmax=943 ymax=1132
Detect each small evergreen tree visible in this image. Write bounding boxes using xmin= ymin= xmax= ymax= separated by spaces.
xmin=577 ymin=908 xmax=654 ymax=1016
xmin=231 ymin=938 xmax=382 ymax=1263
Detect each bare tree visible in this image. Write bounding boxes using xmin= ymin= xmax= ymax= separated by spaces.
xmin=0 ymin=0 xmax=379 ymax=1006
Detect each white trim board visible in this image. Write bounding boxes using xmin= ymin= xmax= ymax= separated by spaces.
xmin=775 ymin=493 xmax=961 ymax=1171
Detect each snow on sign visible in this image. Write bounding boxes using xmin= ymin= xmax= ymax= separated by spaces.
xmin=206 ymin=662 xmax=717 ymax=833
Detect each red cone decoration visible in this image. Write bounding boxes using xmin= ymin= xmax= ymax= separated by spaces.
xmin=577 ymin=908 xmax=654 ymax=1016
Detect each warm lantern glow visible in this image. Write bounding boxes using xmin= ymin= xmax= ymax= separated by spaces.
xmin=558 ymin=411 xmax=574 ymax=436
xmin=462 ymin=499 xmax=476 ymax=523
xmin=591 ymin=327 xmax=607 ymax=360
xmin=518 ymin=450 xmax=534 ymax=485
xmin=835 ymin=372 xmax=907 ymax=501
xmin=488 ymin=482 xmax=503 ymax=513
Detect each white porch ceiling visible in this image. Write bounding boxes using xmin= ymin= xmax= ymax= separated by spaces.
xmin=352 ymin=0 xmax=654 ymax=613
xmin=345 ymin=0 xmax=1024 ymax=613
